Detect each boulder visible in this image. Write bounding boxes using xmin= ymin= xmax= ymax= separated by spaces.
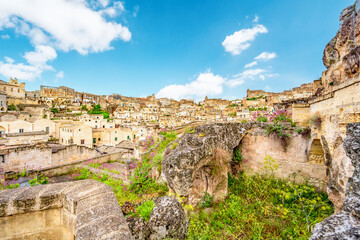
xmin=162 ymin=122 xmax=251 ymax=203
xmin=145 ymin=197 xmax=188 ymax=240
xmin=310 ymin=123 xmax=360 ymax=239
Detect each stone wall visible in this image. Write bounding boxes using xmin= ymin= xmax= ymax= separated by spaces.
xmin=0 ymin=180 xmax=133 ymax=239
xmin=239 ymin=130 xmax=327 ymax=189
xmin=51 ymin=144 xmax=100 ymax=166
xmin=310 ymin=123 xmax=360 ymax=239
xmin=0 ymin=144 xmax=52 ymax=172
xmin=309 ymin=78 xmax=360 ymax=211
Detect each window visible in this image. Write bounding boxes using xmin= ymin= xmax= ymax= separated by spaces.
xmin=98 ymin=138 xmax=101 ymax=141
xmin=133 ymin=134 xmax=136 ymax=139
xmin=115 ymin=137 xmax=118 ymax=141
xmin=19 ymin=129 xmax=24 ymax=133
xmin=46 ymin=127 xmax=49 ymax=133
xmin=81 ymin=139 xmax=85 ymax=144
xmin=0 ymin=155 xmax=4 ymax=163
xmin=93 ymin=138 xmax=96 ymax=143
xmin=127 ymin=136 xmax=130 ymax=140
xmin=62 ymin=138 xmax=64 ymax=143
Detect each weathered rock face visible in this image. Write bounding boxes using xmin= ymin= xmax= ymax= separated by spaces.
xmin=322 ymin=0 xmax=360 ymax=90
xmin=145 ymin=197 xmax=188 ymax=240
xmin=162 ymin=123 xmax=250 ymax=203
xmin=125 ymin=197 xmax=188 ymax=240
xmin=310 ymin=123 xmax=360 ymax=239
xmin=0 ymin=180 xmax=133 ymax=240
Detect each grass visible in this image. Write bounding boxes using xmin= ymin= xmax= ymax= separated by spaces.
xmin=187 ymin=173 xmax=334 ymax=240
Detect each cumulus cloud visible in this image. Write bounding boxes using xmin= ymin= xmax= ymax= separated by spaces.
xmin=255 ymin=52 xmax=277 ymax=61
xmin=0 ymin=0 xmax=131 ymax=81
xmin=156 ymin=71 xmax=225 ymax=101
xmin=23 ymin=45 xmax=57 ymax=69
xmin=0 ymin=45 xmax=57 ymax=81
xmin=222 ymin=24 xmax=268 ymax=55
xmin=0 ymin=0 xmax=131 ymax=55
xmin=245 ymin=61 xmax=258 ymax=68
xmin=99 ymin=1 xmax=125 ymax=18
xmin=253 ymin=15 xmax=259 ymax=23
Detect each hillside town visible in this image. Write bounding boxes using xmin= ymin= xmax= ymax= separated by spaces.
xmin=0 ymin=76 xmax=325 ymax=172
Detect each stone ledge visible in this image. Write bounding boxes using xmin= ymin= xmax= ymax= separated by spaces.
xmin=0 ymin=180 xmax=133 ymax=240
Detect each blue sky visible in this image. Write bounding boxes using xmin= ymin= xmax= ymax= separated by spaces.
xmin=0 ymin=0 xmax=354 ymax=100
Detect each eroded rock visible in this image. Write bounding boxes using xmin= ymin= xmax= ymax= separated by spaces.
xmin=145 ymin=197 xmax=188 ymax=240
xmin=162 ymin=123 xmax=250 ymax=203
xmin=310 ymin=123 xmax=360 ymax=239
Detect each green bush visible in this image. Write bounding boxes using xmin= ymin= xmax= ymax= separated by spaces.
xmin=7 ymin=104 xmax=17 ymax=111
xmin=199 ymin=192 xmax=214 ymax=208
xmin=232 ymin=149 xmax=244 ymax=163
xmin=134 ymin=200 xmax=155 ymax=221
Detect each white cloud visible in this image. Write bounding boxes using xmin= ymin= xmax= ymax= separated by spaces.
xmin=0 ymin=60 xmax=41 ymax=81
xmin=56 ymin=71 xmax=64 ymax=78
xmin=133 ymin=5 xmax=139 ymax=17
xmin=23 ymin=45 xmax=57 ymax=69
xmin=253 ymin=15 xmax=259 ymax=23
xmin=226 ymin=68 xmax=278 ymax=87
xmin=0 ymin=0 xmax=131 ymax=55
xmin=1 ymin=34 xmax=10 ymax=39
xmin=226 ymin=69 xmax=265 ymax=87
xmin=0 ymin=0 xmax=131 ymax=81
xmin=157 ymin=71 xmax=225 ymax=101
xmin=99 ymin=0 xmax=109 ymax=8
xmin=0 ymin=45 xmax=57 ymax=81
xmin=99 ymin=1 xmax=125 ymax=18
xmin=222 ymin=24 xmax=268 ymax=55
xmin=255 ymin=52 xmax=277 ymax=61
xmin=4 ymin=57 xmax=14 ymax=64
xmin=245 ymin=61 xmax=258 ymax=68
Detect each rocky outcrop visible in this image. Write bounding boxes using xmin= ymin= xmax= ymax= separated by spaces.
xmin=310 ymin=123 xmax=360 ymax=239
xmin=162 ymin=123 xmax=250 ymax=203
xmin=125 ymin=197 xmax=188 ymax=240
xmin=322 ymin=0 xmax=360 ymax=91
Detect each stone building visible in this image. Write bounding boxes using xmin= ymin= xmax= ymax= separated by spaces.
xmin=59 ymin=123 xmax=92 ymax=148
xmin=0 ymin=78 xmax=25 ymax=99
xmin=0 ymin=92 xmax=6 ymax=112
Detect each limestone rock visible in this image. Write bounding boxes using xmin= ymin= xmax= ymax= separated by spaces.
xmin=145 ymin=196 xmax=188 ymax=240
xmin=310 ymin=123 xmax=360 ymax=239
xmin=162 ymin=122 xmax=250 ymax=203
xmin=321 ymin=0 xmax=360 ymax=91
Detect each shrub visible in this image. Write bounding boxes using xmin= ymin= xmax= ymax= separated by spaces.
xmin=28 ymin=174 xmax=49 ymax=186
xmin=134 ymin=200 xmax=155 ymax=221
xmin=199 ymin=192 xmax=214 ymax=208
xmin=7 ymin=104 xmax=17 ymax=111
xmin=232 ymin=148 xmax=244 ymax=163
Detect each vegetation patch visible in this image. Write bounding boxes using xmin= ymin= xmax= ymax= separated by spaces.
xmin=187 ymin=172 xmax=334 ymax=239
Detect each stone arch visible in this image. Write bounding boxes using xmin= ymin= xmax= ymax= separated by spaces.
xmin=308 ymin=138 xmax=325 ymax=164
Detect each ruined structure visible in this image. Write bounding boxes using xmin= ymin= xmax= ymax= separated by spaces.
xmin=310 ymin=123 xmax=360 ymax=239
xmin=162 ymin=122 xmax=329 ymax=203
xmin=0 ymin=180 xmax=133 ymax=239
